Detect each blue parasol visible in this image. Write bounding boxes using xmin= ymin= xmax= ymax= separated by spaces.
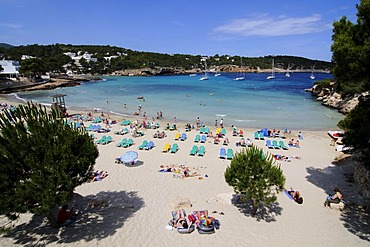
xmin=119 ymin=151 xmax=138 ymax=165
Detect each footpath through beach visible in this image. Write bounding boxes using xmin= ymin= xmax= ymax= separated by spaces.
xmin=0 ymin=97 xmax=368 ymax=247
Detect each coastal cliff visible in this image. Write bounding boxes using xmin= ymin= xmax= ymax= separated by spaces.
xmin=306 ymin=83 xmax=369 ymax=114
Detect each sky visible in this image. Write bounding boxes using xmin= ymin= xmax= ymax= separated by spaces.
xmin=0 ymin=0 xmax=360 ymax=61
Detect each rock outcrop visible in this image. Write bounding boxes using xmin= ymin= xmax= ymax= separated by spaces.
xmin=306 ymin=84 xmax=369 ymax=114
xmin=0 ymin=76 xmax=101 ymax=94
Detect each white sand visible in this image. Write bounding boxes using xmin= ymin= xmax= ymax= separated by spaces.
xmin=0 ymin=98 xmax=368 ymax=246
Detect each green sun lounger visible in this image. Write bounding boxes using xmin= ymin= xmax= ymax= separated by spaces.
xmin=170 ymin=143 xmax=179 ymax=153
xmin=120 ymin=119 xmax=131 ymax=126
xmin=123 ymin=138 xmax=133 ymax=148
xmin=116 ymin=138 xmax=127 ymax=147
xmin=194 ymin=134 xmax=200 ymax=142
xmin=254 ymin=132 xmax=259 ymax=139
xmin=272 ymin=140 xmax=280 ymax=149
xmin=266 ymin=140 xmax=274 ymax=149
xmin=189 ymin=145 xmax=198 ymax=155
xmin=259 ymin=132 xmax=265 ymax=140
xmin=138 ymin=140 xmax=148 ymax=150
xmin=227 ymin=148 xmax=233 ymax=159
xmin=115 ymin=127 xmax=129 ymax=135
xmin=101 ymin=136 xmax=113 ymax=145
xmin=279 ymin=140 xmax=289 ymax=150
xmin=221 ymin=128 xmax=226 ymax=136
xmin=96 ymin=135 xmax=107 ymax=144
xmin=198 ymin=145 xmax=206 ymax=156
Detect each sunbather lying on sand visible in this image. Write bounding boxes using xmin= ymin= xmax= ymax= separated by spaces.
xmin=273 ymin=154 xmax=301 ymax=161
xmin=158 ymin=165 xmax=200 ymax=178
xmin=158 ymin=164 xmax=178 ymax=172
xmin=286 ymin=189 xmax=303 ymax=204
xmin=91 ymin=171 xmax=109 ymax=181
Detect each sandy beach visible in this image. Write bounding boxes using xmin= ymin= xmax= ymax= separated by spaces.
xmin=0 ymin=97 xmax=368 ymax=247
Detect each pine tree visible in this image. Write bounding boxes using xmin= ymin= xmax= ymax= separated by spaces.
xmin=0 ymin=103 xmax=99 ymax=224
xmin=224 ymin=146 xmax=285 ymax=216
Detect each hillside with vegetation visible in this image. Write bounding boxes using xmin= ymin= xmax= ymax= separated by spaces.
xmin=0 ymin=43 xmax=332 ymax=76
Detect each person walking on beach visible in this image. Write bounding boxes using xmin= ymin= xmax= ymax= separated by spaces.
xmin=220 ymin=118 xmax=224 ymax=128
xmin=215 ymin=120 xmax=218 ymax=127
xmin=196 ymin=117 xmax=200 ymax=128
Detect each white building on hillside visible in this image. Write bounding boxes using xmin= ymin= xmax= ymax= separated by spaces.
xmin=21 ymin=55 xmax=36 ymax=60
xmin=64 ymin=52 xmax=97 ymax=65
xmin=0 ymin=60 xmax=20 ymax=79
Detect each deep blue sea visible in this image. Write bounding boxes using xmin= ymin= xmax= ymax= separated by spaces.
xmin=11 ymin=72 xmax=344 ymax=130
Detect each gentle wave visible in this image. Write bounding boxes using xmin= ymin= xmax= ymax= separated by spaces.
xmin=9 ymin=93 xmax=29 ymax=103
xmin=234 ymin=119 xmax=257 ymax=122
xmin=110 ymin=110 xmax=129 ymax=117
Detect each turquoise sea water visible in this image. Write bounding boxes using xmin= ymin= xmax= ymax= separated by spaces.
xmin=11 ymin=72 xmax=344 ymax=130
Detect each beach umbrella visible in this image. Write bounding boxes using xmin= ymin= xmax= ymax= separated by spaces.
xmin=119 ymin=151 xmax=138 ymax=165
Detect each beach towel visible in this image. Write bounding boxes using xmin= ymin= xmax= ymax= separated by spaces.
xmin=284 ymin=190 xmax=294 ymax=200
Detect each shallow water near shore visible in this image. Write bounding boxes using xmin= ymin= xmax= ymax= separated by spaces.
xmin=12 ymin=72 xmax=343 ymax=130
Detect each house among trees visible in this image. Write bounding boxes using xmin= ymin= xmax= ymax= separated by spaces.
xmin=64 ymin=51 xmax=98 ymax=65
xmin=0 ymin=60 xmax=20 ymax=80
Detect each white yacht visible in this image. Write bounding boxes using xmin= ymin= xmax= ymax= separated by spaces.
xmin=234 ymin=57 xmax=245 ymax=81
xmin=310 ymin=65 xmax=315 ymax=80
xmin=199 ymin=59 xmax=209 ymax=81
xmin=267 ymin=59 xmax=275 ymax=79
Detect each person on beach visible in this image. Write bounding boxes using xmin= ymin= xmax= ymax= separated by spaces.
xmin=287 ymin=190 xmax=303 ymax=204
xmin=294 ymin=140 xmax=300 ymax=148
xmin=215 ymin=119 xmax=218 ymax=127
xmin=324 ymin=187 xmax=343 ymax=208
xmin=92 ymin=171 xmax=109 ymax=181
xmin=298 ymin=131 xmax=303 ymax=140
xmin=57 ymin=204 xmax=76 ymax=226
xmin=172 ymin=210 xmax=189 ymax=229
xmin=159 ymin=165 xmax=177 ymax=172
xmin=289 ymin=139 xmax=294 ymax=146
xmin=220 ymin=118 xmax=224 ymax=128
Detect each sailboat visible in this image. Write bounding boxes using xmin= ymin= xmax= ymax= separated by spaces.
xmin=199 ymin=59 xmax=209 ymax=81
xmin=266 ymin=59 xmax=275 ymax=79
xmin=285 ymin=63 xmax=291 ymax=77
xmin=310 ymin=65 xmax=315 ymax=80
xmin=234 ymin=57 xmax=245 ymax=81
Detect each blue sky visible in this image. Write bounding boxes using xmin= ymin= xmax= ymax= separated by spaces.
xmin=0 ymin=0 xmax=359 ymax=61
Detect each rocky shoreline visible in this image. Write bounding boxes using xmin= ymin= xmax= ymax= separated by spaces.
xmin=0 ymin=76 xmax=101 ymax=94
xmin=305 ymin=83 xmax=369 ymax=114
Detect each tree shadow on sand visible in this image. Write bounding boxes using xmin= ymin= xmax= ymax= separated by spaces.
xmin=232 ymin=199 xmax=282 ymax=222
xmin=306 ymin=159 xmax=370 ymax=242
xmin=4 ymin=190 xmax=144 ymax=246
